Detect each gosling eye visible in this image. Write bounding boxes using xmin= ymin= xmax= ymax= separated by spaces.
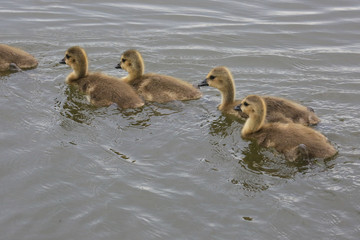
xmin=209 ymin=75 xmax=215 ymax=80
xmin=243 ymin=102 xmax=249 ymax=106
xmin=122 ymin=58 xmax=126 ymax=63
xmin=66 ymin=54 xmax=70 ymax=59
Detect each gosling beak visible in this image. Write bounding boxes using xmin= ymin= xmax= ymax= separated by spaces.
xmin=115 ymin=63 xmax=122 ymax=69
xmin=59 ymin=58 xmax=66 ymax=64
xmin=198 ymin=78 xmax=209 ymax=87
xmin=234 ymin=104 xmax=242 ymax=112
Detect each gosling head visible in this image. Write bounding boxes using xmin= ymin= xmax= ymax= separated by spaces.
xmin=198 ymin=66 xmax=234 ymax=91
xmin=236 ymin=95 xmax=265 ymax=118
xmin=115 ymin=49 xmax=144 ymax=76
xmin=59 ymin=46 xmax=88 ymax=76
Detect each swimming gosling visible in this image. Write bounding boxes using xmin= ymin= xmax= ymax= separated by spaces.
xmin=198 ymin=66 xmax=320 ymax=125
xmin=235 ymin=95 xmax=337 ymax=161
xmin=60 ymin=46 xmax=144 ymax=109
xmin=0 ymin=44 xmax=38 ymax=71
xmin=115 ymin=49 xmax=202 ymax=103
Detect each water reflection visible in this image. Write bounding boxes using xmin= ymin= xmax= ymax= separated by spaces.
xmin=208 ymin=114 xmax=243 ymax=137
xmin=56 ymin=85 xmax=95 ymax=125
xmin=244 ymin=141 xmax=315 ymax=174
xmin=0 ymin=70 xmax=14 ymax=77
xmin=121 ymin=100 xmax=199 ymax=128
xmin=230 ymin=142 xmax=285 ymax=193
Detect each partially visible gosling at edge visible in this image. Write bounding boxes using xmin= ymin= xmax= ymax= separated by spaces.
xmin=0 ymin=44 xmax=38 ymax=71
xmin=198 ymin=66 xmax=320 ymax=125
xmin=235 ymin=95 xmax=337 ymax=161
xmin=60 ymin=46 xmax=144 ymax=109
xmin=115 ymin=49 xmax=202 ymax=103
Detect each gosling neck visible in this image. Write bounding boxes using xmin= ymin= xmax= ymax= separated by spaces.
xmin=241 ymin=101 xmax=267 ymax=137
xmin=123 ymin=64 xmax=144 ymax=83
xmin=218 ymin=79 xmax=235 ymax=110
xmin=66 ymin=59 xmax=88 ymax=84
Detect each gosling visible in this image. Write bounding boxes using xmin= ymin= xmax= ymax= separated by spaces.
xmin=198 ymin=66 xmax=320 ymax=125
xmin=235 ymin=95 xmax=337 ymax=161
xmin=115 ymin=49 xmax=202 ymax=103
xmin=0 ymin=44 xmax=38 ymax=71
xmin=60 ymin=46 xmax=144 ymax=109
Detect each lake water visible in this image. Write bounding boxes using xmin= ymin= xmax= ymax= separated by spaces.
xmin=1 ymin=0 xmax=360 ymax=239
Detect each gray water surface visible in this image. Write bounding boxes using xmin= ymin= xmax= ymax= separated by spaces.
xmin=1 ymin=0 xmax=360 ymax=239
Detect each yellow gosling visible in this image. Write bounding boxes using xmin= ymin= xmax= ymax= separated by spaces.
xmin=116 ymin=49 xmax=202 ymax=103
xmin=236 ymin=95 xmax=337 ymax=161
xmin=0 ymin=44 xmax=38 ymax=71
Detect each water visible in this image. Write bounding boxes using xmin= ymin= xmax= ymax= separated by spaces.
xmin=1 ymin=0 xmax=360 ymax=239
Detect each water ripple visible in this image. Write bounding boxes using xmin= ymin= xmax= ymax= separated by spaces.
xmin=1 ymin=0 xmax=360 ymax=239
